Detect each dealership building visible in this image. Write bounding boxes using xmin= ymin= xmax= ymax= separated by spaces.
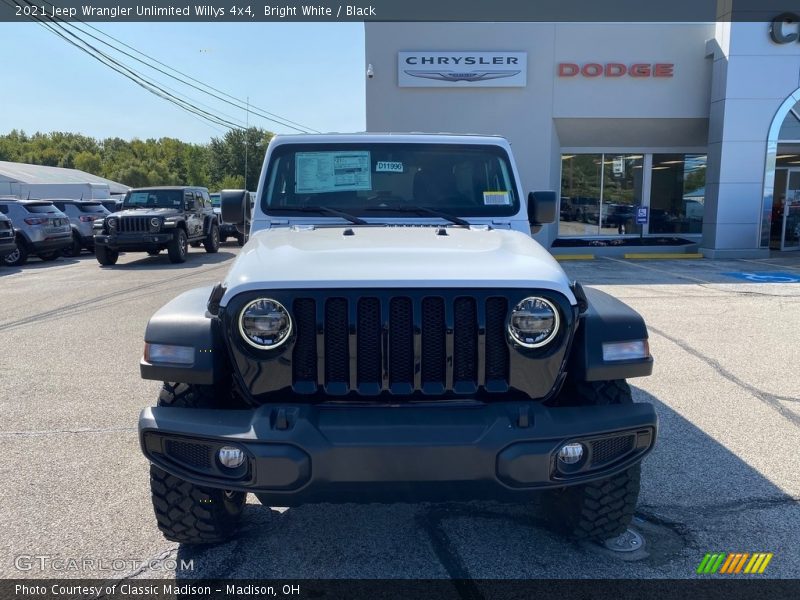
xmin=364 ymin=12 xmax=800 ymax=256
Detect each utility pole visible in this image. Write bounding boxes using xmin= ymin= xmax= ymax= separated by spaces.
xmin=244 ymin=96 xmax=249 ymax=191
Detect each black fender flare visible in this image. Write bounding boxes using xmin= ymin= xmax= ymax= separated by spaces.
xmin=567 ymin=286 xmax=653 ymax=381
xmin=140 ymin=286 xmax=227 ymax=385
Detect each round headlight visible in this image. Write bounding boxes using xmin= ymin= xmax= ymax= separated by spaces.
xmin=149 ymin=217 xmax=161 ymax=231
xmin=238 ymin=299 xmax=292 ymax=350
xmin=508 ymin=297 xmax=560 ymax=348
xmin=107 ymin=217 xmax=118 ymax=230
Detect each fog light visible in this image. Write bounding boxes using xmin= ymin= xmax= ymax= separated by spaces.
xmin=218 ymin=446 xmax=245 ymax=469
xmin=557 ymin=442 xmax=584 ymax=465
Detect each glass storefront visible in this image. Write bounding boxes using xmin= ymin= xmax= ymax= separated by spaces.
xmin=559 ymin=152 xmax=706 ymax=237
xmin=649 ymin=154 xmax=706 ymax=235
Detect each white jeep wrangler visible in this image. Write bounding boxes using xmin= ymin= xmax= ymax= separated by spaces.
xmin=138 ymin=133 xmax=656 ymax=544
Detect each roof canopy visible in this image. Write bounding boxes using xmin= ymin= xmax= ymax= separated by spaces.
xmin=0 ymin=161 xmax=130 ymax=194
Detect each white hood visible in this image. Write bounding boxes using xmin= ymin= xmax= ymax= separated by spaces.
xmin=221 ymin=226 xmax=576 ymax=305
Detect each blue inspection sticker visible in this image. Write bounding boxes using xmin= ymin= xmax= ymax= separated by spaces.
xmin=722 ymin=272 xmax=800 ymax=283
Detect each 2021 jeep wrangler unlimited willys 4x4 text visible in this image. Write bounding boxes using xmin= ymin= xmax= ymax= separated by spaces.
xmin=138 ymin=134 xmax=656 ymax=545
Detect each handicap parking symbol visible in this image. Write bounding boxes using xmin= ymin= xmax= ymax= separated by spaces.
xmin=722 ymin=271 xmax=800 ymax=283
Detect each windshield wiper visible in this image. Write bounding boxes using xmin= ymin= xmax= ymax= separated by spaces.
xmin=365 ymin=205 xmax=470 ymax=227
xmin=267 ymin=206 xmax=367 ymax=225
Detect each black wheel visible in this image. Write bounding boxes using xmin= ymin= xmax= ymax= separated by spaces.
xmin=147 ymin=249 xmax=161 ymax=256
xmin=63 ymin=233 xmax=82 ymax=257
xmin=3 ymin=241 xmax=27 ymax=267
xmin=95 ymin=245 xmax=119 ymax=266
xmin=236 ymin=232 xmax=246 ymax=247
xmin=219 ymin=234 xmax=228 ymax=243
xmin=543 ymin=380 xmax=641 ymax=541
xmin=149 ymin=382 xmax=246 ymax=544
xmin=38 ymin=252 xmax=60 ymax=261
xmin=204 ymin=223 xmax=220 ymax=253
xmin=167 ymin=229 xmax=188 ymax=264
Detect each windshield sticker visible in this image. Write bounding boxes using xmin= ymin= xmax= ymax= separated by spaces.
xmin=376 ymin=161 xmax=404 ymax=173
xmin=295 ymin=151 xmax=372 ymax=193
xmin=483 ymin=191 xmax=511 ymax=205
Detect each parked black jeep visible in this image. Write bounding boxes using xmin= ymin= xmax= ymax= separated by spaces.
xmin=94 ymin=187 xmax=220 ymax=265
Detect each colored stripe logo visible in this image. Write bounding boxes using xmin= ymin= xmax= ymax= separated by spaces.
xmin=697 ymin=553 xmax=773 ymax=574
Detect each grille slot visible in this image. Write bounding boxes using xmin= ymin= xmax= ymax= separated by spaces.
xmin=118 ymin=216 xmax=150 ymax=233
xmin=324 ymin=298 xmax=349 ymax=392
xmin=289 ymin=294 xmax=510 ymax=396
xmin=165 ymin=439 xmax=211 ymax=469
xmin=292 ymin=299 xmax=317 ymax=386
xmin=388 ymin=297 xmax=414 ymax=390
xmin=453 ymin=297 xmax=478 ymax=389
xmin=590 ymin=435 xmax=635 ymax=467
xmin=421 ymin=297 xmax=446 ymax=390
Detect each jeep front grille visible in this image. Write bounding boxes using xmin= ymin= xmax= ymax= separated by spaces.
xmin=291 ymin=295 xmax=510 ymax=396
xmin=118 ymin=216 xmax=151 ymax=233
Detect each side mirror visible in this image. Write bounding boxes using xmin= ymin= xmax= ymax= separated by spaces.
xmin=221 ymin=189 xmax=251 ymax=227
xmin=527 ymin=191 xmax=557 ymax=225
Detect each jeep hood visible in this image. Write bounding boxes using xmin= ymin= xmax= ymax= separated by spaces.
xmin=221 ymin=227 xmax=575 ymax=305
xmin=115 ymin=208 xmax=181 ymax=217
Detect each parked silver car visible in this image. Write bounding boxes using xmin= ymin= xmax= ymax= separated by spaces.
xmin=0 ymin=199 xmax=72 ymax=266
xmin=49 ymin=199 xmax=110 ymax=256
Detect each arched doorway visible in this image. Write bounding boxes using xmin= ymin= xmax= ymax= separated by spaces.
xmin=763 ymin=89 xmax=800 ymax=250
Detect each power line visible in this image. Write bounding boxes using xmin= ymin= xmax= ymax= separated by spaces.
xmin=6 ymin=0 xmax=247 ymax=131
xmin=21 ymin=0 xmax=319 ymax=133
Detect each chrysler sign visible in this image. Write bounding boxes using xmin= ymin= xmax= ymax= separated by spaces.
xmin=398 ymin=52 xmax=527 ymax=87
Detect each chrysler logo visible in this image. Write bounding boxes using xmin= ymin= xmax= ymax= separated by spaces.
xmin=403 ymin=70 xmax=521 ymax=82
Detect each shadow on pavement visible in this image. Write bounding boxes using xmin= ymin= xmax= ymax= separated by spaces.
xmin=99 ymin=250 xmax=237 ymax=271
xmin=170 ymin=386 xmax=797 ymax=579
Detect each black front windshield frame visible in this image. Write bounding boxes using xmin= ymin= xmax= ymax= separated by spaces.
xmin=261 ymin=142 xmax=521 ymax=219
xmin=123 ymin=190 xmax=184 ymax=209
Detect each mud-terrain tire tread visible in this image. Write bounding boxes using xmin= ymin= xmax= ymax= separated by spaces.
xmin=204 ymin=223 xmax=220 ymax=253
xmin=167 ymin=229 xmax=188 ymax=264
xmin=545 ymin=465 xmax=641 ymax=541
xmin=150 ymin=466 xmax=244 ymax=544
xmin=95 ymin=245 xmax=118 ymax=265
xmin=544 ymin=378 xmax=640 ymax=540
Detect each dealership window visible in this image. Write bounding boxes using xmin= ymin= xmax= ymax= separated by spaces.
xmin=649 ymin=154 xmax=706 ymax=235
xmin=559 ymin=153 xmax=705 ymax=237
xmin=559 ymin=153 xmax=643 ymax=236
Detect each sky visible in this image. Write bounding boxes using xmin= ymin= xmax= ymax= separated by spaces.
xmin=0 ymin=22 xmax=365 ymax=143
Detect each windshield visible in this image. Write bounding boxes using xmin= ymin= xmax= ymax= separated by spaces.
xmin=210 ymin=193 xmax=221 ymax=207
xmin=123 ymin=190 xmax=183 ymax=209
xmin=262 ymin=143 xmax=519 ymax=218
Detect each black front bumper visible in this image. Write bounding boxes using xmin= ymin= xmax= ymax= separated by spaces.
xmin=139 ymin=400 xmax=657 ymax=505
xmin=95 ymin=232 xmax=174 ymax=251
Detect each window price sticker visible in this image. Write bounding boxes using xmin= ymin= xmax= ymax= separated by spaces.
xmin=483 ymin=191 xmax=511 ymax=205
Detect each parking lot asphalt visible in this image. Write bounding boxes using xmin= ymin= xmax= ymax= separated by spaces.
xmin=1 ymin=249 xmax=799 ymax=581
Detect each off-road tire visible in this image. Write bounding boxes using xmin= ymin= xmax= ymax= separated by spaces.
xmin=204 ymin=223 xmax=220 ymax=253
xmin=543 ymin=379 xmax=641 ymax=541
xmin=149 ymin=382 xmax=246 ymax=544
xmin=236 ymin=232 xmax=246 ymax=247
xmin=38 ymin=251 xmax=61 ymax=261
xmin=3 ymin=240 xmax=27 ymax=266
xmin=150 ymin=466 xmax=245 ymax=544
xmin=95 ymin=245 xmax=119 ymax=266
xmin=63 ymin=232 xmax=82 ymax=257
xmin=168 ymin=229 xmax=188 ymax=264
xmin=544 ymin=465 xmax=641 ymax=541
